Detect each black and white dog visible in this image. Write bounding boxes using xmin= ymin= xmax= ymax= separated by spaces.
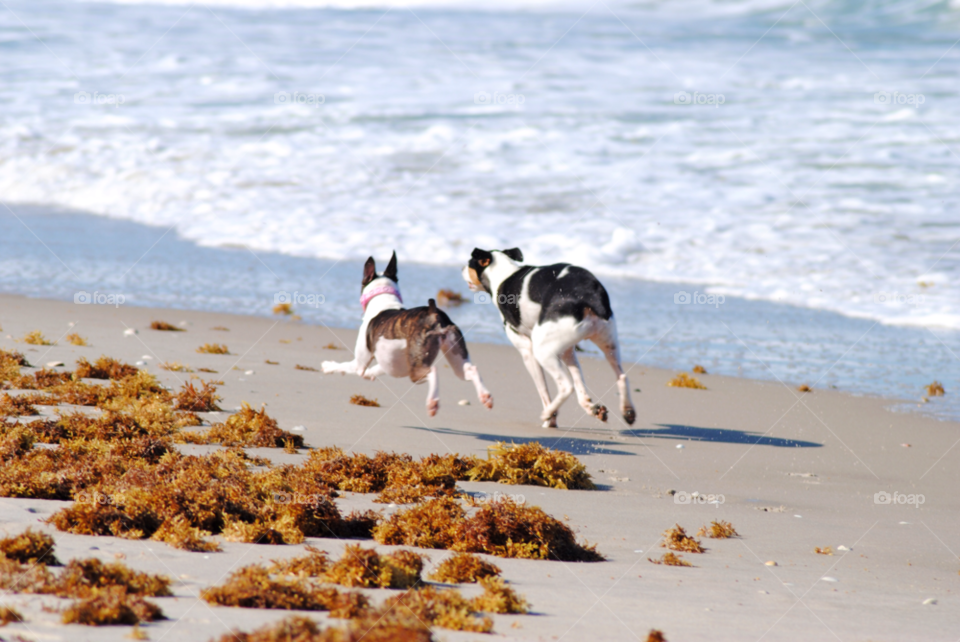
xmin=463 ymin=248 xmax=635 ymax=428
xmin=322 ymin=252 xmax=493 ymax=417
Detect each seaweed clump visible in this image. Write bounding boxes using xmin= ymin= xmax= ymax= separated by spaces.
xmin=376 ymin=497 xmax=603 ymax=562
xmin=349 ymin=395 xmax=379 ymax=407
xmin=66 ymin=333 xmax=88 ymax=346
xmin=471 ymin=577 xmax=528 ymax=614
xmin=0 ymin=528 xmax=59 ymax=565
xmin=661 ymin=525 xmax=705 ymax=553
xmin=0 ymin=394 xmax=39 ymax=417
xmin=61 ymin=586 xmax=165 ymax=625
xmin=197 ymin=343 xmax=229 ymax=354
xmin=697 ymin=521 xmax=738 ymax=539
xmin=185 ymin=402 xmax=302 ymax=448
xmin=150 ymin=321 xmax=183 ymax=331
xmin=0 ymin=349 xmax=30 ymax=384
xmin=667 ymin=374 xmax=706 ymax=390
xmin=201 ymin=564 xmax=367 ymax=618
xmin=174 ymin=380 xmax=222 ymax=412
xmin=21 ymin=331 xmax=53 ymax=346
xmin=301 ymin=448 xmax=470 ymax=504
xmin=321 ymin=544 xmax=423 ymax=589
xmin=383 ymin=585 xmax=492 ymax=633
xmin=428 ymin=553 xmax=501 ymax=584
xmin=927 ymin=381 xmax=945 ymax=397
xmin=467 ymin=442 xmax=595 ymax=490
xmin=214 ymin=615 xmax=434 ymax=642
xmin=0 ymin=605 xmax=23 ymax=625
xmin=648 ymin=553 xmax=692 ymax=567
xmin=74 ymin=357 xmax=139 ymax=380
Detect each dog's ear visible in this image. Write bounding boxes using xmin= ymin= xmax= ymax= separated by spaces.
xmin=502 ymin=247 xmax=523 ymax=263
xmin=383 ymin=251 xmax=398 ymax=283
xmin=471 ymin=248 xmax=493 ymax=268
xmin=362 ymin=257 xmax=377 ymax=288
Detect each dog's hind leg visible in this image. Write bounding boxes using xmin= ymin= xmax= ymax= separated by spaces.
xmin=506 ymin=326 xmax=555 ymax=427
xmin=440 ymin=329 xmax=493 ymax=410
xmin=561 ymin=347 xmax=608 ymax=423
xmin=591 ymin=318 xmax=636 ymax=425
xmin=425 ymin=365 xmax=440 ymax=417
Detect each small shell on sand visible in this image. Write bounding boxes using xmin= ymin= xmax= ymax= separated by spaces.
xmin=141 ymin=355 xmax=153 ymax=360
xmin=676 ymin=444 xmax=684 ymax=449
xmin=820 ymin=576 xmax=838 ymax=582
xmin=922 ymin=598 xmax=937 ymax=605
xmin=123 ymin=328 xmax=137 ymax=336
xmin=244 ymin=370 xmax=255 ymax=375
xmin=837 ymin=545 xmax=850 ymax=551
xmin=458 ymin=399 xmax=470 ymax=405
xmin=292 ymin=425 xmax=305 ymax=431
xmin=765 ymin=561 xmax=777 ymax=566
xmin=45 ymin=361 xmax=65 ymax=368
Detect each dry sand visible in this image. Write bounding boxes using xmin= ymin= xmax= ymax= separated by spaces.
xmin=0 ymin=292 xmax=957 ymax=641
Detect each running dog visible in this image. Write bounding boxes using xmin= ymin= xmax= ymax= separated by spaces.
xmin=322 ymin=251 xmax=493 ymax=416
xmin=463 ymin=247 xmax=635 ymax=428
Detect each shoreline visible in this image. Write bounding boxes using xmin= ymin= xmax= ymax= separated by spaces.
xmin=1 ymin=292 xmax=958 ymax=640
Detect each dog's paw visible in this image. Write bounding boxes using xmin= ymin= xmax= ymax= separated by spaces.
xmin=479 ymin=391 xmax=493 ymax=410
xmin=321 ymin=361 xmax=338 ymax=374
xmin=623 ymin=406 xmax=637 ymax=425
xmin=541 ymin=412 xmax=558 ymax=429
xmin=361 ymin=373 xmax=377 ymax=381
xmin=591 ymin=403 xmax=609 ymax=422
xmin=427 ymin=399 xmax=439 ymax=417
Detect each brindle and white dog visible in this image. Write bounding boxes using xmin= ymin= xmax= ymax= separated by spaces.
xmin=322 ymin=252 xmax=493 ymax=416
xmin=463 ymin=247 xmax=635 ymax=428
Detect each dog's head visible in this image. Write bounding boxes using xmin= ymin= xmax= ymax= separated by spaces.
xmin=360 ymin=251 xmax=402 ymax=310
xmin=462 ymin=247 xmax=523 ymax=293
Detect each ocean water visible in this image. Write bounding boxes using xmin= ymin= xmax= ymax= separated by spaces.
xmin=2 ymin=205 xmax=959 ymax=422
xmin=1 ymin=0 xmax=959 ymax=417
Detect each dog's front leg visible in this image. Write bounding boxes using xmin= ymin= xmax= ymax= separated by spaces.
xmin=425 ymin=365 xmax=440 ymax=417
xmin=321 ymin=358 xmax=358 ymax=375
xmin=506 ymin=326 xmax=555 ymax=427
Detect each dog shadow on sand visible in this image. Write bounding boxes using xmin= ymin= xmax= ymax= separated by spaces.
xmin=402 ymin=425 xmax=634 ymax=456
xmin=622 ymin=423 xmax=822 ymax=448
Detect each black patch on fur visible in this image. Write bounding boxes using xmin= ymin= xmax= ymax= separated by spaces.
xmin=494 ymin=266 xmax=535 ymax=330
xmin=468 ymin=248 xmax=495 ymax=287
xmin=502 ymin=247 xmax=524 ymax=262
xmin=497 ymin=263 xmax=612 ymax=331
xmin=383 ymin=251 xmax=398 ymax=283
xmin=365 ymin=303 xmax=466 ymax=382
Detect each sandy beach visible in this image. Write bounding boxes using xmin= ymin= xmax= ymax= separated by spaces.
xmin=0 ymin=292 xmax=956 ymax=641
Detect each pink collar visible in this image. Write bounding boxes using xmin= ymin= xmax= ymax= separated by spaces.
xmin=361 ymin=284 xmax=402 ymax=312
